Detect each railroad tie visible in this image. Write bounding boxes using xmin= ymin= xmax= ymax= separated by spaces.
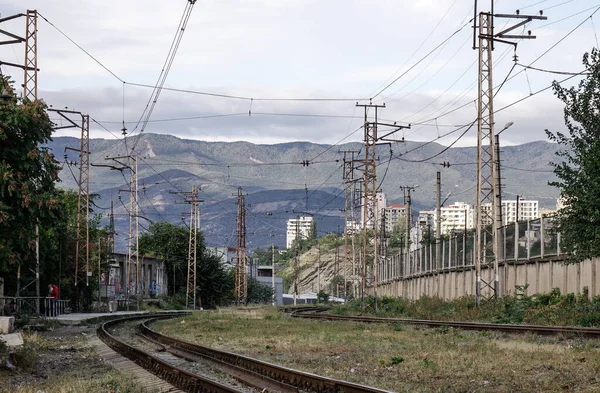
xmin=92 ymin=335 xmax=185 ymax=393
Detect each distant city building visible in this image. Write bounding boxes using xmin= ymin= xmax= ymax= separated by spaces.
xmin=345 ymin=219 xmax=361 ymax=235
xmin=286 ymin=216 xmax=314 ymax=249
xmin=502 ymin=199 xmax=539 ymax=223
xmin=361 ymin=191 xmax=387 ymax=230
xmin=481 ymin=199 xmax=541 ymax=226
xmin=417 ymin=210 xmax=435 ymax=229
xmin=384 ymin=204 xmax=406 ymax=234
xmin=438 ymin=202 xmax=473 ymax=235
xmin=484 ymin=200 xmax=539 ymax=224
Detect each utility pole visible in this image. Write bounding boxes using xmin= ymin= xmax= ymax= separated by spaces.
xmin=0 ymin=10 xmax=38 ymax=101
xmin=356 ymin=101 xmax=383 ymax=310
xmin=1 ymin=10 xmax=39 ymax=312
xmin=494 ymin=134 xmax=505 ymax=266
xmin=340 ymin=149 xmax=359 ymax=297
xmin=400 ymin=186 xmax=417 ymax=252
xmin=436 ymin=172 xmax=442 ymax=270
xmin=356 ymin=101 xmax=409 ymax=310
xmin=186 ymin=186 xmax=199 ymax=309
xmin=53 ymin=109 xmax=90 ymax=312
xmin=107 ymin=153 xmax=138 ymax=310
xmin=235 ymin=187 xmax=247 ymax=305
xmin=293 ymin=215 xmax=300 ymax=306
xmin=473 ymin=1 xmax=546 ymax=305
xmin=271 ymin=244 xmax=275 ymax=306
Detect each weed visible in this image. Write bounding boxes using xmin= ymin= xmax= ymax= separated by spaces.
xmin=422 ymin=357 xmax=434 ymax=368
xmin=390 ymin=356 xmax=404 ymax=365
xmin=9 ymin=344 xmax=37 ymax=370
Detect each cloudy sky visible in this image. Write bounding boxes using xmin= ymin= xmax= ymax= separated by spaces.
xmin=1 ymin=0 xmax=598 ymax=147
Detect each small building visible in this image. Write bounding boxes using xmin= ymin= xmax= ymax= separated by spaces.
xmin=251 ymin=265 xmax=284 ymax=305
xmin=100 ymin=253 xmax=168 ymax=301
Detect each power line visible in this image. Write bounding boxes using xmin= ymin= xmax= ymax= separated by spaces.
xmin=371 ymin=19 xmax=473 ymax=99
xmin=368 ymin=0 xmax=469 ymax=98
xmin=130 ymin=0 xmax=197 ymax=151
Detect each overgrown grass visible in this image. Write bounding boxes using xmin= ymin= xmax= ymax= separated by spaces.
xmin=2 ymin=370 xmax=154 ymax=393
xmin=154 ymin=308 xmax=600 ymax=393
xmin=335 ymin=287 xmax=600 ymax=327
xmin=1 ymin=329 xmax=150 ymax=393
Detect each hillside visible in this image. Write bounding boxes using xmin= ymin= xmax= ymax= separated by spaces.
xmin=46 ymin=134 xmax=561 ymax=251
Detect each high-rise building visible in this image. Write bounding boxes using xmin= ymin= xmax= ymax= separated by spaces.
xmin=438 ymin=202 xmax=473 ymax=235
xmin=384 ymin=204 xmax=406 ymax=234
xmin=361 ymin=191 xmax=387 ymax=230
xmin=286 ymin=216 xmax=314 ymax=249
xmin=482 ymin=199 xmax=540 ymax=225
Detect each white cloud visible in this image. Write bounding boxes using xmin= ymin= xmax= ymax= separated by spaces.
xmin=0 ymin=0 xmax=596 ymax=147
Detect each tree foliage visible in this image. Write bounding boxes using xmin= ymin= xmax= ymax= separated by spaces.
xmin=0 ymin=78 xmax=62 ymax=272
xmin=138 ymin=222 xmax=233 ymax=308
xmin=388 ymin=219 xmax=408 ymax=248
xmin=547 ymin=48 xmax=600 ymax=262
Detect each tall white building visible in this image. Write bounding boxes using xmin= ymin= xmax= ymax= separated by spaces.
xmin=286 ymin=216 xmax=314 ymax=249
xmin=482 ymin=199 xmax=540 ymax=225
xmin=501 ymin=199 xmax=539 ymax=224
xmin=361 ymin=191 xmax=387 ymax=230
xmin=384 ymin=204 xmax=406 ymax=234
xmin=438 ymin=202 xmax=473 ymax=235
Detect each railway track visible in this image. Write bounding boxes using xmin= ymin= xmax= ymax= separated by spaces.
xmin=289 ymin=309 xmax=600 ymax=337
xmin=98 ymin=313 xmax=395 ymax=393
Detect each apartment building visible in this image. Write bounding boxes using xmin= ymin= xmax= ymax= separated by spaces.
xmin=286 ymin=216 xmax=314 ymax=249
xmin=384 ymin=204 xmax=406 ymax=234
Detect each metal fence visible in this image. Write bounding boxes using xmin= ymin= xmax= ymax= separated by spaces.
xmin=0 ymin=296 xmax=70 ymax=317
xmin=376 ymin=216 xmax=564 ymax=284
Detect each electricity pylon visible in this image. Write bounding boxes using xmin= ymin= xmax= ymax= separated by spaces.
xmin=473 ymin=1 xmax=546 ymax=304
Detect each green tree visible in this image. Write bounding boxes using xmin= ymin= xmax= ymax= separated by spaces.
xmin=0 ymin=78 xmax=63 ymax=293
xmin=547 ymin=48 xmax=600 ymax=262
xmin=388 ymin=219 xmax=408 ymax=248
xmin=138 ymin=222 xmax=233 ymax=308
xmin=246 ymin=277 xmax=273 ymax=304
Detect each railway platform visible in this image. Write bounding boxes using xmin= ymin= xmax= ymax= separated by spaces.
xmin=50 ymin=309 xmax=189 ymax=325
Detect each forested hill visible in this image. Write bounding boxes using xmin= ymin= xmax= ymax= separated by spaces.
xmin=47 ymin=134 xmax=560 ymax=250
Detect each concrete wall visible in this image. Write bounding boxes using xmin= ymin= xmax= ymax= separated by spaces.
xmin=376 ymin=257 xmax=600 ymax=300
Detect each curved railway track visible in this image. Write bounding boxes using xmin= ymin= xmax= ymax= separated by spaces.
xmin=98 ymin=313 xmax=395 ymax=393
xmin=289 ymin=308 xmax=600 ymax=337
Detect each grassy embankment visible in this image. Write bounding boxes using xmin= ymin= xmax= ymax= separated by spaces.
xmin=336 ymin=287 xmax=600 ymax=327
xmin=0 ymin=329 xmax=151 ymax=393
xmin=154 ymin=307 xmax=600 ymax=393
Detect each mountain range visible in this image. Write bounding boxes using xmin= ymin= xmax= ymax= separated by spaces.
xmin=46 ymin=134 xmax=561 ymax=252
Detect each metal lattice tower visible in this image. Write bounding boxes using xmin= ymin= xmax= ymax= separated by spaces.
xmin=356 ymin=102 xmax=384 ymax=309
xmin=126 ymin=154 xmax=139 ymax=308
xmin=475 ymin=11 xmax=497 ymax=303
xmin=341 ymin=150 xmax=359 ymax=297
xmin=186 ymin=186 xmax=198 ymax=309
xmin=235 ymin=187 xmax=247 ymax=305
xmin=0 ymin=11 xmax=38 ymax=101
xmin=24 ymin=10 xmax=37 ymax=101
xmin=473 ymin=2 xmax=546 ymax=304
xmin=50 ymin=109 xmax=90 ymax=290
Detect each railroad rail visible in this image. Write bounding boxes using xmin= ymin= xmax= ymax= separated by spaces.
xmin=99 ymin=313 xmax=395 ymax=393
xmin=140 ymin=318 xmax=395 ymax=393
xmin=290 ymin=310 xmax=600 ymax=337
xmin=98 ymin=313 xmax=247 ymax=393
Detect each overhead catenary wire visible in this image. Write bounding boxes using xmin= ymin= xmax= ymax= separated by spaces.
xmin=371 ymin=18 xmax=473 ymax=100
xmin=129 ymin=0 xmax=196 ymax=152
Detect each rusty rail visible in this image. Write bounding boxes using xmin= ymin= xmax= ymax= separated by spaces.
xmin=98 ymin=313 xmax=245 ymax=393
xmin=140 ymin=318 xmax=394 ymax=393
xmin=290 ymin=311 xmax=600 ymax=337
